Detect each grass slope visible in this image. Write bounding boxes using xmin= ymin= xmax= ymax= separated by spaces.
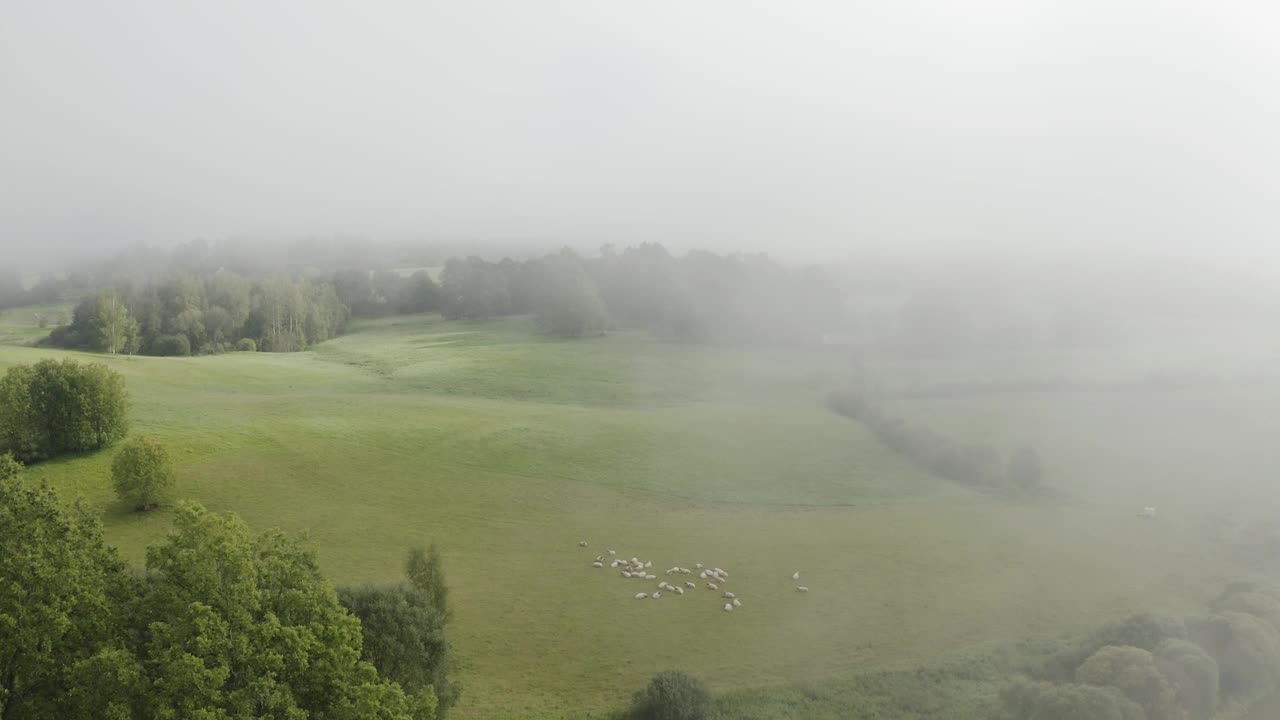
xmin=0 ymin=313 xmax=1259 ymax=717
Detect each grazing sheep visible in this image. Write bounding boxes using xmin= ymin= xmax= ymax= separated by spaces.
xmin=608 ymin=549 xmax=617 ymax=555
xmin=631 ymin=557 xmax=639 ymax=563
xmin=796 ymin=586 xmax=809 ymax=592
xmin=595 ymin=555 xmax=604 ymax=562
xmin=685 ymin=581 xmax=697 ymax=589
xmin=635 ymin=593 xmax=648 ymax=599
xmin=713 ymin=568 xmax=724 ymax=575
xmin=645 ymin=574 xmax=656 ymax=581
xmin=1140 ymin=506 xmax=1157 ymax=519
xmin=645 ymin=561 xmax=652 ymax=568
xmin=695 ymin=563 xmax=703 ymax=569
xmin=699 ymin=571 xmax=708 ymax=579
xmin=707 ymin=583 xmax=719 ymax=591
xmin=610 ymin=560 xmax=619 ymax=567
xmin=733 ymin=598 xmax=742 ymax=607
xmin=723 ymin=591 xmax=735 ymax=599
xmin=792 ymin=571 xmax=800 ymax=580
xmin=723 ymin=603 xmax=733 ymax=612
xmin=653 ymin=591 xmax=662 ymax=599
xmin=592 ymin=562 xmax=603 ymax=568
xmin=578 ymin=541 xmax=588 ymax=547
xmin=622 ymin=571 xmax=632 ymax=578
xmin=674 ymin=586 xmax=684 ymax=595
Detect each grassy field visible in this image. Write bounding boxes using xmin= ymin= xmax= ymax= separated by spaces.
xmin=0 ymin=312 xmax=1266 ymax=717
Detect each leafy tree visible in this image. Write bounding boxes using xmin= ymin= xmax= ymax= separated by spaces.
xmin=1153 ymin=638 xmax=1219 ymax=720
xmin=135 ymin=503 xmax=428 ymax=719
xmin=0 ymin=473 xmax=129 ymax=719
xmin=0 ymin=359 xmax=128 ymax=463
xmin=0 ymin=453 xmax=20 ymax=480
xmin=1188 ymin=611 xmax=1280 ymax=702
xmin=235 ymin=337 xmax=256 ymax=352
xmin=630 ymin=671 xmax=713 ymax=720
xmin=531 ymin=252 xmax=607 ymax=338
xmin=999 ymin=678 xmax=1144 ymax=720
xmin=1075 ymin=645 xmax=1178 ymax=720
xmin=111 ymin=434 xmax=176 ymax=511
xmin=407 ymin=544 xmax=451 ymax=621
xmin=92 ymin=292 xmax=137 ymax=355
xmin=152 ymin=334 xmax=191 ymax=357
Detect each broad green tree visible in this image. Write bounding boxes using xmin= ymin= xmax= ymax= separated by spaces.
xmin=1076 ymin=645 xmax=1178 ymax=720
xmin=111 ymin=434 xmax=176 ymax=511
xmin=1153 ymin=639 xmax=1219 ymax=720
xmin=0 ymin=359 xmax=128 ymax=463
xmin=407 ymin=544 xmax=450 ymax=621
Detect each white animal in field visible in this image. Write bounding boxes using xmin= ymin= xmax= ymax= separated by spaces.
xmin=796 ymin=586 xmax=809 ymax=593
xmin=611 ymin=560 xmax=619 ymax=567
xmin=699 ymin=571 xmax=708 ymax=579
xmin=733 ymin=598 xmax=741 ymax=607
xmin=685 ymin=581 xmax=697 ymax=588
xmin=645 ymin=561 xmax=652 ymax=568
xmin=645 ymin=574 xmax=656 ymax=580
xmin=578 ymin=540 xmax=588 ymax=547
xmin=792 ymin=571 xmax=800 ymax=580
xmin=1140 ymin=506 xmax=1157 ymax=519
xmin=723 ymin=603 xmax=733 ymax=612
xmin=723 ymin=591 xmax=735 ymax=599
xmin=653 ymin=591 xmax=662 ymax=599
xmin=592 ymin=561 xmax=603 ymax=568
xmin=608 ymin=549 xmax=617 ymax=555
xmin=622 ymin=571 xmax=631 ymax=578
xmin=675 ymin=586 xmax=684 ymax=595
xmin=707 ymin=583 xmax=718 ymax=591
xmin=695 ymin=563 xmax=703 ymax=569
xmin=635 ymin=592 xmax=648 ymax=599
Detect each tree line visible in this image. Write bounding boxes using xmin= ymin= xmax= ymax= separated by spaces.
xmin=42 ymin=272 xmax=350 ymax=356
xmin=0 ymin=459 xmax=458 ymax=719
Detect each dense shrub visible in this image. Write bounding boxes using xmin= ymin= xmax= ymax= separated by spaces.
xmin=1188 ymin=611 xmax=1280 ymax=702
xmin=1075 ymin=645 xmax=1178 ymax=720
xmin=1040 ymin=612 xmax=1187 ymax=683
xmin=999 ymin=678 xmax=1144 ymax=720
xmin=152 ymin=334 xmax=191 ymax=356
xmin=630 ymin=671 xmax=713 ymax=720
xmin=234 ymin=337 xmax=256 ymax=352
xmin=1153 ymin=639 xmax=1219 ymax=720
xmin=111 ymin=434 xmax=175 ymax=511
xmin=0 ymin=359 xmax=128 ymax=463
xmin=0 ymin=452 xmax=20 ymax=480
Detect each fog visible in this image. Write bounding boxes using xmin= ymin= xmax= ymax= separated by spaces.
xmin=4 ymin=0 xmax=1280 ymax=270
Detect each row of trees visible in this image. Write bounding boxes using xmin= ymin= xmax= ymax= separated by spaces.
xmin=827 ymin=389 xmax=1043 ymax=492
xmin=1003 ymin=583 xmax=1280 ymax=720
xmin=0 ymin=462 xmax=456 ymax=719
xmin=0 ymin=359 xmax=128 ymax=463
xmin=43 ymin=272 xmax=350 ymax=356
xmin=0 ymin=268 xmax=71 ymax=310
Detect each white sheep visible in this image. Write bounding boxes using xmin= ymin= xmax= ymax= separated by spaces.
xmin=592 ymin=561 xmax=603 ymax=568
xmin=733 ymin=598 xmax=742 ymax=607
xmin=653 ymin=591 xmax=662 ymax=599
xmin=608 ymin=549 xmax=617 ymax=555
xmin=723 ymin=591 xmax=735 ymax=599
xmin=645 ymin=561 xmax=652 ymax=568
xmin=635 ymin=592 xmax=648 ymax=599
xmin=792 ymin=571 xmax=800 ymax=580
xmin=796 ymin=586 xmax=809 ymax=592
xmin=645 ymin=574 xmax=656 ymax=580
xmin=578 ymin=540 xmax=588 ymax=547
xmin=684 ymin=581 xmax=697 ymax=588
xmin=622 ymin=571 xmax=632 ymax=578
xmin=695 ymin=563 xmax=703 ymax=569
xmin=699 ymin=571 xmax=708 ymax=579
xmin=723 ymin=603 xmax=733 ymax=612
xmin=610 ymin=560 xmax=619 ymax=568
xmin=1140 ymin=506 xmax=1157 ymax=519
xmin=674 ymin=586 xmax=684 ymax=595
xmin=707 ymin=583 xmax=719 ymax=590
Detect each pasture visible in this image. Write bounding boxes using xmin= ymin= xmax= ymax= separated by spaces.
xmin=0 ymin=312 xmax=1265 ymax=717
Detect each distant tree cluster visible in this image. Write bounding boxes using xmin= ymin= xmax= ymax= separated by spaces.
xmin=0 ymin=359 xmax=128 ymax=463
xmin=0 ymin=267 xmax=72 ymax=310
xmin=0 ymin=468 xmax=441 ymax=720
xmin=1012 ymin=585 xmax=1280 ymax=720
xmin=43 ymin=272 xmax=349 ymax=355
xmin=437 ymin=244 xmax=841 ymax=341
xmin=827 ymin=389 xmax=1041 ymax=493
xmin=333 ymin=268 xmax=439 ymax=318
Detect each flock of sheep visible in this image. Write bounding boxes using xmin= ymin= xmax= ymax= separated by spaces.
xmin=578 ymin=540 xmax=808 ymax=612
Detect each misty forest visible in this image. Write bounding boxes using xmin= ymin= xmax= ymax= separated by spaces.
xmin=5 ymin=2 xmax=1280 ymax=720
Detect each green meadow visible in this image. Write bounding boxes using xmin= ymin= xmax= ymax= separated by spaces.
xmin=0 ymin=311 xmax=1264 ymax=717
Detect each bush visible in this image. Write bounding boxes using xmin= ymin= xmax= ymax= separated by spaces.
xmin=999 ymin=678 xmax=1144 ymax=720
xmin=0 ymin=359 xmax=129 ymax=463
xmin=1075 ymin=645 xmax=1178 ymax=720
xmin=111 ymin=434 xmax=175 ymax=511
xmin=631 ymin=671 xmax=713 ymax=720
xmin=1188 ymin=611 xmax=1280 ymax=702
xmin=1153 ymin=639 xmax=1219 ymax=720
xmin=235 ymin=337 xmax=257 ymax=352
xmin=152 ymin=334 xmax=191 ymax=357
xmin=0 ymin=452 xmax=21 ymax=480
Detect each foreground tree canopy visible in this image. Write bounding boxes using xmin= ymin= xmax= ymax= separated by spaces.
xmin=0 ymin=358 xmax=128 ymax=463
xmin=0 ymin=465 xmax=440 ymax=719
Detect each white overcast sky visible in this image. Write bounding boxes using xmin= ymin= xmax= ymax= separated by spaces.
xmin=2 ymin=1 xmax=1279 ymax=266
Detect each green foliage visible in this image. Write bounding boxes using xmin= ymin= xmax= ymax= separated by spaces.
xmin=92 ymin=292 xmax=138 ymax=355
xmin=111 ymin=434 xmax=176 ymax=511
xmin=1188 ymin=610 xmax=1280 ymax=702
xmin=0 ymin=452 xmax=20 ymax=480
xmin=234 ymin=337 xmax=256 ymax=352
xmin=135 ymin=502 xmax=426 ymax=719
xmin=406 ymin=545 xmax=451 ymax=622
xmin=1039 ymin=612 xmax=1188 ymax=683
xmin=1153 ymin=639 xmax=1218 ymax=720
xmin=0 ymin=359 xmax=128 ymax=463
xmin=152 ymin=334 xmax=190 ymax=356
xmin=440 ymin=257 xmax=511 ymax=321
xmin=1075 ymin=645 xmax=1178 ymax=720
xmin=630 ymin=671 xmax=713 ymax=720
xmin=999 ymin=678 xmax=1145 ymax=720
xmin=338 ymin=583 xmax=456 ymax=715
xmin=0 ymin=474 xmax=128 ymax=719
xmin=530 ymin=251 xmax=607 ymax=338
